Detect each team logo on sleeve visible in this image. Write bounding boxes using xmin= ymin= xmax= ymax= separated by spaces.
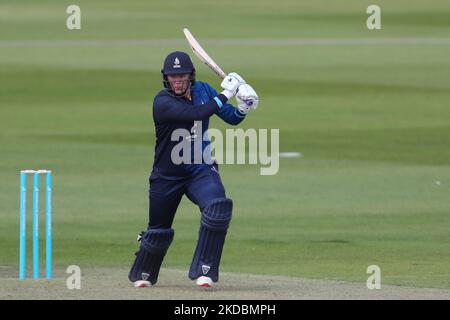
xmin=173 ymin=57 xmax=181 ymax=68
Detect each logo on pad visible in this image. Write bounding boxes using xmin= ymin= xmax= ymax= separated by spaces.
xmin=201 ymin=265 xmax=211 ymax=275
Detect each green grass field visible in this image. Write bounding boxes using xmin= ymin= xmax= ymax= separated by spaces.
xmin=1 ymin=0 xmax=450 ymax=291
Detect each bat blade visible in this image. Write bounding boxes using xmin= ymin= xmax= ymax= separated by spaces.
xmin=183 ymin=28 xmax=227 ymax=79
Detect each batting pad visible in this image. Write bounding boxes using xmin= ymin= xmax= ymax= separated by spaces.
xmin=128 ymin=228 xmax=174 ymax=285
xmin=189 ymin=198 xmax=233 ymax=282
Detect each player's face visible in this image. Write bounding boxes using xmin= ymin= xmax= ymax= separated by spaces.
xmin=167 ymin=74 xmax=190 ymax=95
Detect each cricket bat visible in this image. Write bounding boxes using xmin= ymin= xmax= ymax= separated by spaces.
xmin=183 ymin=28 xmax=227 ymax=79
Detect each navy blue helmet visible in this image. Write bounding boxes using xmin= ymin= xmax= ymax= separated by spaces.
xmin=161 ymin=51 xmax=196 ymax=91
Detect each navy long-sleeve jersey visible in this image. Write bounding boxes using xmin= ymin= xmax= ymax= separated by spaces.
xmin=151 ymin=81 xmax=246 ymax=179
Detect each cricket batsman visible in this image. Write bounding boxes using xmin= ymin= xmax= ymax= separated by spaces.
xmin=128 ymin=51 xmax=259 ymax=287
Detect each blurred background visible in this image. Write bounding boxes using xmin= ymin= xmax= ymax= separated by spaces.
xmin=0 ymin=0 xmax=449 ymax=289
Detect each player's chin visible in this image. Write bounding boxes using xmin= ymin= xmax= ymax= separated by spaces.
xmin=173 ymin=86 xmax=188 ymax=95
